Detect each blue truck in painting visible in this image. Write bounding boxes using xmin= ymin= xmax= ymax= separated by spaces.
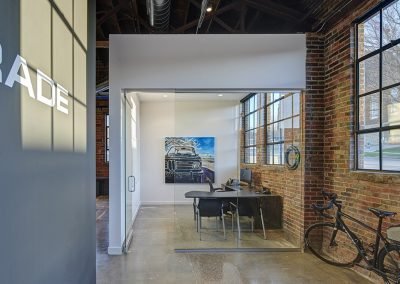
xmin=165 ymin=145 xmax=204 ymax=183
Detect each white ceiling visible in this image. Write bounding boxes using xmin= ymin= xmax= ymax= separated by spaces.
xmin=135 ymin=92 xmax=249 ymax=102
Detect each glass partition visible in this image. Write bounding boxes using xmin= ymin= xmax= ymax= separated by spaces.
xmin=171 ymin=90 xmax=303 ymax=251
xmin=172 ymin=92 xmax=239 ymax=249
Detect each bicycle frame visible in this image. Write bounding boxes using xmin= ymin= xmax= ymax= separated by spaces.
xmin=334 ymin=206 xmax=393 ymax=271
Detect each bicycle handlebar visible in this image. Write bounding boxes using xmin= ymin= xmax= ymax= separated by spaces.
xmin=311 ymin=191 xmax=342 ymax=219
xmin=322 ymin=190 xmax=337 ymax=201
xmin=312 ymin=204 xmax=334 ymax=219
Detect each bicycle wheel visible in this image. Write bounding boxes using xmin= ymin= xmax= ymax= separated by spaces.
xmin=378 ymin=244 xmax=400 ymax=284
xmin=305 ymin=222 xmax=361 ymax=267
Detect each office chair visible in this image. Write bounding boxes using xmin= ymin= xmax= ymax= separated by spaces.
xmin=230 ymin=198 xmax=266 ymax=240
xmin=192 ymin=177 xmax=223 ymax=221
xmin=206 ymin=177 xmax=223 ymax=192
xmin=197 ymin=198 xmax=226 ymax=240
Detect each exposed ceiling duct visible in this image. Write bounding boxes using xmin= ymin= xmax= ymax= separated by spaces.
xmin=146 ymin=0 xmax=171 ymax=32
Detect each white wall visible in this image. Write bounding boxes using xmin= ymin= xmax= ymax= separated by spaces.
xmin=110 ymin=34 xmax=306 ymax=89
xmin=140 ymin=100 xmax=239 ymax=205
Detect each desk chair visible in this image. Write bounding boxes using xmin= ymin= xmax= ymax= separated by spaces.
xmin=197 ymin=198 xmax=226 ymax=240
xmin=192 ymin=177 xmax=223 ymax=221
xmin=206 ymin=177 xmax=223 ymax=192
xmin=230 ymin=199 xmax=266 ymax=240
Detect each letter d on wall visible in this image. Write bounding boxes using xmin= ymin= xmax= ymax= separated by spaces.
xmin=37 ymin=70 xmax=56 ymax=107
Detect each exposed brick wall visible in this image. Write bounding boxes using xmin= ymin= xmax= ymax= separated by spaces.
xmin=321 ymin=0 xmax=400 ymax=280
xmin=96 ymin=99 xmax=109 ymax=178
xmin=308 ymin=0 xmax=400 ymax=281
xmin=303 ymin=33 xmax=326 ymax=232
xmin=96 ymin=58 xmax=108 ymax=85
xmin=240 ymin=2 xmax=400 ymax=279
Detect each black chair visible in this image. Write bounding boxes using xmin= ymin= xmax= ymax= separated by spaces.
xmin=197 ymin=198 xmax=226 ymax=240
xmin=192 ymin=177 xmax=223 ymax=221
xmin=230 ymin=198 xmax=266 ymax=240
xmin=206 ymin=177 xmax=223 ymax=192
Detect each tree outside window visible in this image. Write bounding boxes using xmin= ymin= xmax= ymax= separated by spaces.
xmin=356 ymin=0 xmax=400 ymax=171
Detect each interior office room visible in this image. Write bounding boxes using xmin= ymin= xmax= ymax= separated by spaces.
xmin=1 ymin=0 xmax=400 ymax=283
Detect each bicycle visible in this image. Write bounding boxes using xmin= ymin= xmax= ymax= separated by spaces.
xmin=304 ymin=191 xmax=400 ymax=284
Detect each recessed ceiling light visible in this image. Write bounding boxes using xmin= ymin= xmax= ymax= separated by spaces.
xmin=206 ymin=7 xmax=212 ymax=12
xmin=217 ymin=94 xmax=224 ymax=97
xmin=163 ymin=94 xmax=168 ymax=98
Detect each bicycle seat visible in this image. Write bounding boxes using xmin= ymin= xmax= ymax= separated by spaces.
xmin=368 ymin=208 xmax=397 ymax=218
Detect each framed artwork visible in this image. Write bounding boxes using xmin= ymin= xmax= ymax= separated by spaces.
xmin=165 ymin=137 xmax=215 ymax=184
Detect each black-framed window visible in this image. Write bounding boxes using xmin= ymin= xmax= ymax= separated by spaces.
xmin=356 ymin=0 xmax=400 ymax=171
xmin=242 ymin=93 xmax=264 ymax=163
xmin=266 ymin=92 xmax=300 ymax=165
xmin=106 ymin=114 xmax=110 ymax=163
xmin=241 ymin=92 xmax=300 ymax=165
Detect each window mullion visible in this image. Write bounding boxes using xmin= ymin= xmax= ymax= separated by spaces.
xmin=379 ymin=8 xmax=383 ymax=171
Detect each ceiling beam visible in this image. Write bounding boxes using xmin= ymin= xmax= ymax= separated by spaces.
xmin=130 ymin=0 xmax=141 ymax=33
xmin=96 ymin=40 xmax=109 ymax=48
xmin=184 ymin=0 xmax=191 ymax=25
xmin=173 ymin=1 xmax=239 ymax=33
xmin=245 ymin=0 xmax=304 ymax=23
xmin=205 ymin=0 xmax=222 ymax=33
xmin=240 ymin=2 xmax=247 ymax=32
xmin=246 ymin=10 xmax=260 ymax=32
xmin=214 ymin=17 xmax=236 ymax=33
xmin=96 ymin=3 xmax=124 ymax=29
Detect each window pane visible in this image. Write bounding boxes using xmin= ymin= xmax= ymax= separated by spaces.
xmin=293 ymin=116 xmax=300 ymax=129
xmin=382 ymin=130 xmax=400 ymax=171
xmin=249 ymin=147 xmax=256 ymax=163
xmin=359 ymin=54 xmax=380 ymax=94
xmin=273 ymin=101 xmax=281 ymax=121
xmin=266 ymin=124 xmax=273 ymax=143
xmin=293 ymin=92 xmax=300 ymax=116
xmin=267 ymin=105 xmax=273 ymax=124
xmin=266 ymin=93 xmax=274 ymax=104
xmin=383 ymin=86 xmax=400 ymax=127
xmin=273 ymin=144 xmax=282 ymax=164
xmin=249 ymin=96 xmax=255 ymax=112
xmin=273 ymin=92 xmax=283 ymax=102
xmin=267 ymin=145 xmax=273 ymax=164
xmin=245 ymin=147 xmax=254 ymax=163
xmin=359 ymin=92 xmax=380 ymax=130
xmin=258 ymin=109 xmax=265 ymax=127
xmin=293 ymin=116 xmax=300 ymax=141
xmin=282 ymin=118 xmax=293 ymax=141
xmin=249 ymin=113 xmax=255 ymax=129
xmin=280 ymin=95 xmax=292 ymax=120
xmin=273 ymin=122 xmax=282 ymax=142
xmin=383 ymin=0 xmax=400 ymax=46
xmin=383 ymin=44 xmax=400 ymax=87
xmin=358 ymin=132 xmax=380 ymax=170
xmin=248 ymin=130 xmax=255 ymax=145
xmin=358 ymin=13 xmax=380 ymax=58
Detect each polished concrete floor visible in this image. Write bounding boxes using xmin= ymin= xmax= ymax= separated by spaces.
xmin=174 ymin=205 xmax=297 ymax=250
xmin=96 ymin=197 xmax=373 ymax=283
